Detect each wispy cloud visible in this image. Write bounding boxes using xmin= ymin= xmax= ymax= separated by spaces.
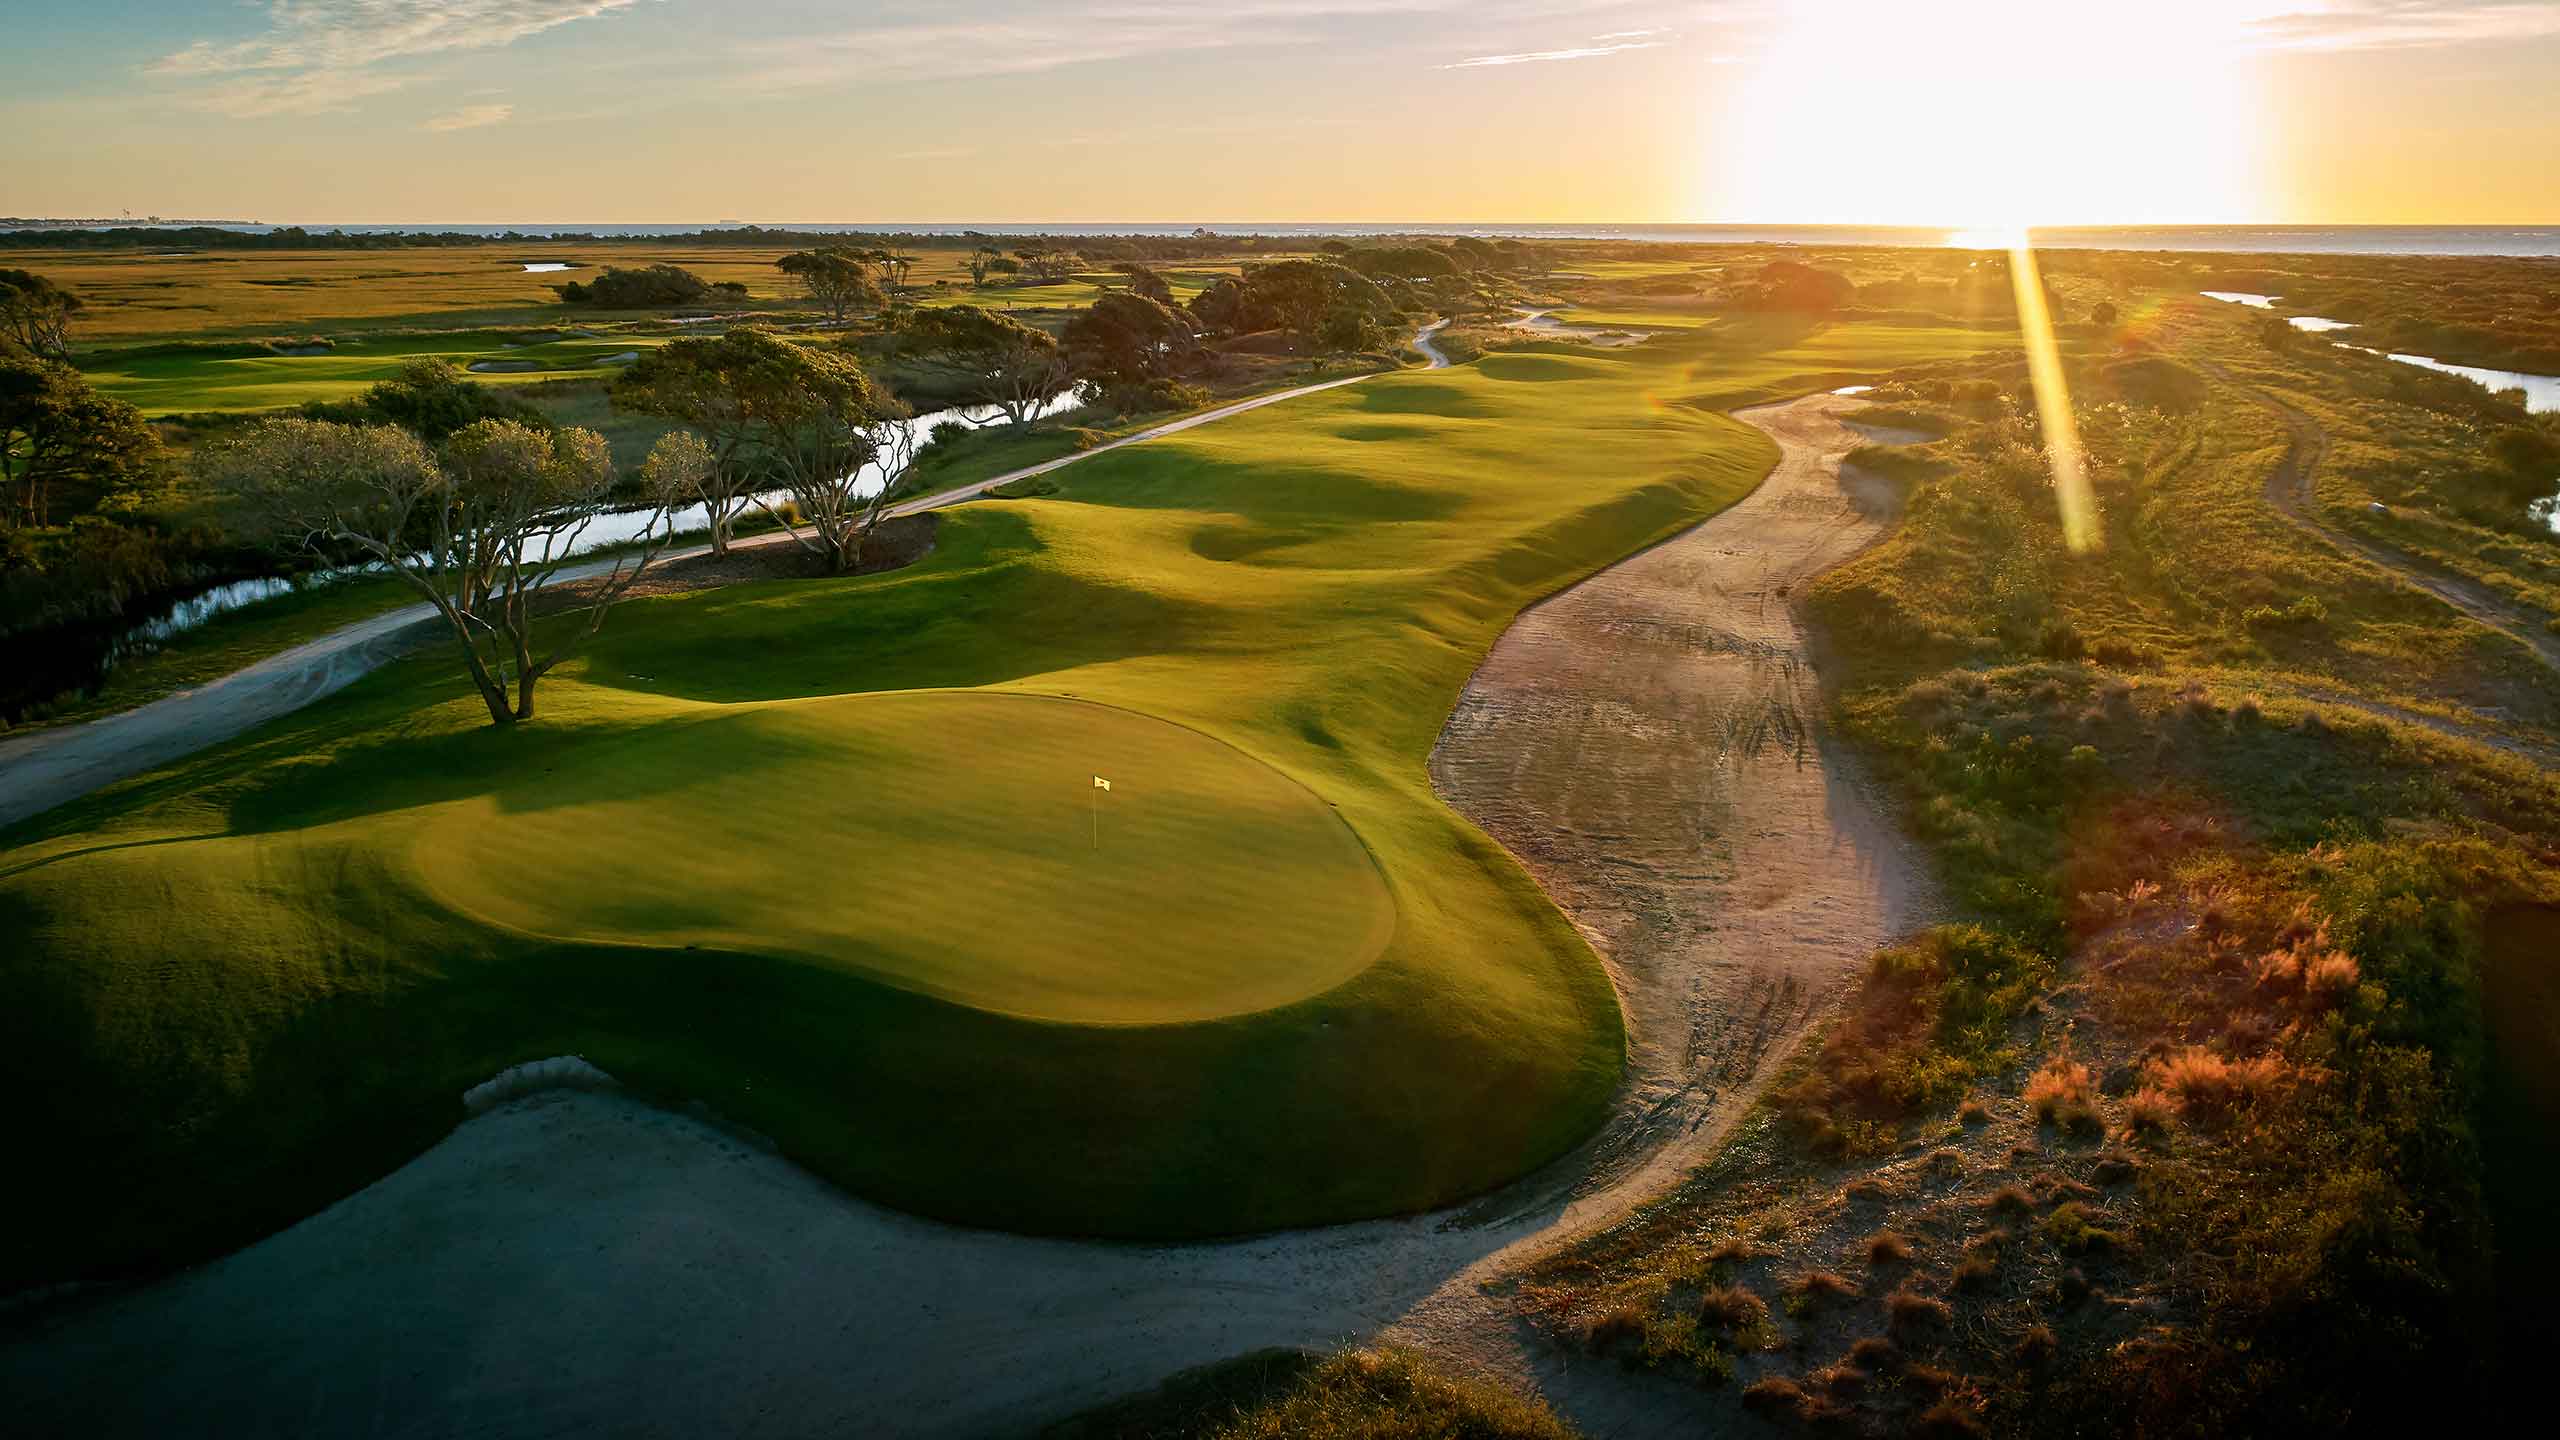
xmin=2244 ymin=1 xmax=2560 ymax=51
xmin=424 ymin=102 xmax=513 ymax=132
xmin=186 ymin=69 xmax=409 ymax=119
xmin=148 ymin=0 xmax=640 ymax=116
xmin=1439 ymin=34 xmax=1668 ymax=69
xmin=745 ymin=0 xmax=1563 ymax=88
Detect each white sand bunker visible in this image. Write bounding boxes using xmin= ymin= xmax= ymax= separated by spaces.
xmin=462 ymin=1055 xmax=619 ymax=1114
xmin=1505 ymin=309 xmax=1652 ymax=348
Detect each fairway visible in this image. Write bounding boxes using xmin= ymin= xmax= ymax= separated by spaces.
xmin=77 ymin=332 xmax=666 ymax=414
xmin=415 ymin=692 xmax=1393 ymax=1023
xmin=0 ymin=312 xmax=2020 ymax=1284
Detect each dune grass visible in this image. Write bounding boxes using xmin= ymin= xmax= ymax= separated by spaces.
xmin=0 ymin=315 xmax=2015 ymax=1287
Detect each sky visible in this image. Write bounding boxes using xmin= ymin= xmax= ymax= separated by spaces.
xmin=4 ymin=0 xmax=2558 ymax=226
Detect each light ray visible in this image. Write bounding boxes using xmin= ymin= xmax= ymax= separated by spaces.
xmin=2005 ymin=235 xmax=2099 ymax=554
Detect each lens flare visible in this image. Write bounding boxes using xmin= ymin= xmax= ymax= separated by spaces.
xmin=2006 ymin=237 xmax=2098 ymax=554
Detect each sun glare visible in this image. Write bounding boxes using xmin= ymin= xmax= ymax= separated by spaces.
xmin=1718 ymin=0 xmax=2267 ymax=230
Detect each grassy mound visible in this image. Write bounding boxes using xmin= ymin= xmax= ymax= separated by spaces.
xmin=415 ymin=691 xmax=1394 ymax=1023
xmin=1 ymin=314 xmax=2015 ymax=1285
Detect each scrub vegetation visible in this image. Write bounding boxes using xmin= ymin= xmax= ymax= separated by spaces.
xmin=1508 ymin=262 xmax=2560 ymax=1437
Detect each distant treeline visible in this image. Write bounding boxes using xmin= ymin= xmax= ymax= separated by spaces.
xmin=0 ymin=225 xmax=1331 ymax=259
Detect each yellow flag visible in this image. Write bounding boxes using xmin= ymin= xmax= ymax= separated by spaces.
xmin=1092 ymin=775 xmax=1112 ymax=792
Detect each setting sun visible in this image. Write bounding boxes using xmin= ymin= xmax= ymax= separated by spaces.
xmin=1722 ymin=0 xmax=2269 ymax=227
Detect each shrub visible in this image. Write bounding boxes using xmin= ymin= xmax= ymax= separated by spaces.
xmin=1104 ymin=377 xmax=1210 ymax=415
xmin=1697 ymin=1284 xmax=1769 ymax=1332
xmin=2027 ymin=1056 xmax=2103 ymax=1134
xmin=1201 ymin=1346 xmax=1580 ymax=1440
xmin=1988 ymin=1184 xmax=2035 ymax=1215
xmin=1886 ymin=1289 xmax=1953 ymax=1334
xmin=1810 ymin=1360 xmax=1867 ymax=1397
xmin=1866 ymin=1230 xmax=1914 ymax=1266
xmin=2301 ymin=951 xmax=2362 ymax=1007
xmin=1703 ymin=1234 xmax=1761 ymax=1267
xmin=2041 ymin=1201 xmax=2118 ymax=1254
xmin=2016 ymin=1324 xmax=2058 ymax=1366
xmin=1848 ymin=1335 xmax=1903 ymax=1370
xmin=1582 ymin=1303 xmax=1645 ymax=1351
xmin=1740 ymin=1376 xmax=1808 ymax=1418
xmin=1790 ymin=1270 xmax=1859 ymax=1305
xmin=2145 ymin=1047 xmax=2287 ymax=1120
xmin=1953 ymin=1255 xmax=1999 ymax=1292
xmin=1914 ymin=1399 xmax=1991 ymax=1439
xmin=2109 ymin=1086 xmax=2170 ymax=1132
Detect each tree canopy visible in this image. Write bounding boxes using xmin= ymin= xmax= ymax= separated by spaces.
xmin=556 ymin=264 xmax=746 ymax=308
xmin=0 ymin=269 xmax=83 ymax=359
xmin=1188 ymin=260 xmax=1397 ymax=347
xmin=0 ymin=356 xmax=160 ymax=529
xmin=1064 ymin=292 xmax=1199 ymax=384
xmin=776 ymin=246 xmax=886 ymax=321
xmin=302 ymin=357 xmax=551 ymax=441
xmin=899 ymin=305 xmax=1072 ymax=424
xmin=1111 ymin=262 xmax=1177 ymax=304
xmin=202 ymin=416 xmax=666 ymax=724
xmin=1341 ymin=247 xmax=1462 ymax=282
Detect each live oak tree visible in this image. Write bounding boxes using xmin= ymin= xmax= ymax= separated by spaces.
xmin=967 ymin=245 xmax=1004 ymax=287
xmin=555 ymin=264 xmax=743 ymax=308
xmin=1110 ymin=262 xmax=1176 ymax=304
xmin=1063 ymin=292 xmax=1198 ymax=384
xmin=899 ymin=305 xmax=1073 ymax=425
xmin=0 ymin=356 xmax=160 ymax=529
xmin=610 ymin=329 xmax=809 ymax=555
xmin=1014 ymin=245 xmax=1081 ymax=285
xmin=776 ymin=246 xmax=884 ymax=322
xmin=637 ymin=429 xmax=719 ymax=531
xmin=727 ymin=341 xmax=918 ymax=574
xmin=203 ymin=417 xmax=675 ymax=725
xmin=0 ymin=270 xmax=83 ymax=359
xmin=1188 ymin=260 xmax=1394 ymax=348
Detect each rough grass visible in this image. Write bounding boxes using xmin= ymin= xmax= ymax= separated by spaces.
xmin=1046 ymin=1346 xmax=1582 ymax=1440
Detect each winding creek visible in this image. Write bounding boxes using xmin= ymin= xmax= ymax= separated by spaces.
xmin=2199 ymin=290 xmax=2560 ymax=534
xmin=26 ymin=392 xmax=1085 ymax=717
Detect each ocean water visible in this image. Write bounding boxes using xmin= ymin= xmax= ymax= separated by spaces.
xmin=24 ymin=221 xmax=2560 ymax=257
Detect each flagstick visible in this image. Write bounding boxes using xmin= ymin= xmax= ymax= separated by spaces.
xmin=1092 ymin=784 xmax=1099 ymax=850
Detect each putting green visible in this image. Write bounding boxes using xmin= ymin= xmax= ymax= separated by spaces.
xmin=410 ymin=691 xmax=1395 ymax=1023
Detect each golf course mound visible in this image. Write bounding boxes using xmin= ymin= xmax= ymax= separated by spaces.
xmin=413 ymin=691 xmax=1395 ymax=1023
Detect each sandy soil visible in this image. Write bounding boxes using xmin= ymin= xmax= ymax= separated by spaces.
xmin=0 ymin=393 xmax=1917 ymax=1439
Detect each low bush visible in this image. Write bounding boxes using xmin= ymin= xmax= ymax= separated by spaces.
xmin=2026 ymin=1056 xmax=2103 ymax=1135
xmin=1886 ymin=1289 xmax=1953 ymax=1335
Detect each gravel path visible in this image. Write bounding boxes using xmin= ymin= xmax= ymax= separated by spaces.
xmin=1 ymin=391 xmax=1916 ymax=1440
